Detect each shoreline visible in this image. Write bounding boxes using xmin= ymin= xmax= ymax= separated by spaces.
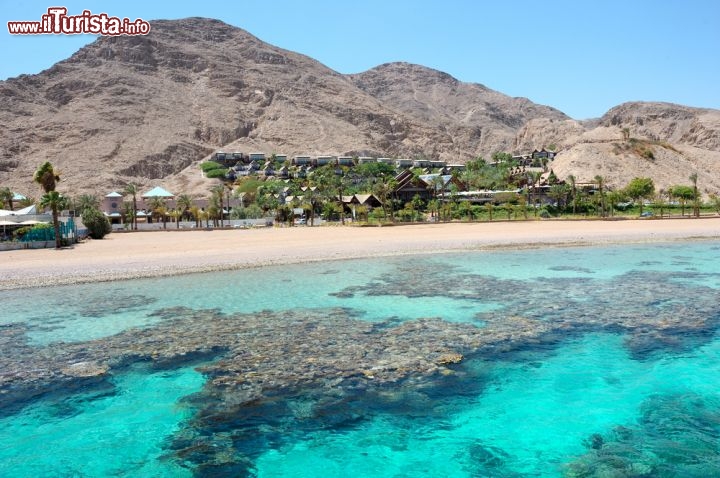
xmin=1 ymin=218 xmax=718 ymax=290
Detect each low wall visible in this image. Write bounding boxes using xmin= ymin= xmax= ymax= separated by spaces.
xmin=0 ymin=241 xmax=55 ymax=251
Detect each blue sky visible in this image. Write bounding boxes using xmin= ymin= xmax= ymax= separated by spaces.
xmin=1 ymin=0 xmax=719 ymax=119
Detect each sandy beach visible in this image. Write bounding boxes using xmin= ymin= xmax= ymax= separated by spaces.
xmin=1 ymin=218 xmax=718 ymax=290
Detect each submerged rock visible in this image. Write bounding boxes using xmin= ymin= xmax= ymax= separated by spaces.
xmin=2 ymin=257 xmax=720 ymax=472
xmin=565 ymin=393 xmax=720 ymax=477
xmin=60 ymin=361 xmax=109 ymax=377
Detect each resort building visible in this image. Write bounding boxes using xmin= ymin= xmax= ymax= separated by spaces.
xmin=102 ymin=192 xmax=124 ymax=222
xmin=315 ymin=155 xmax=336 ymax=167
xmin=292 ymin=155 xmax=312 ymax=166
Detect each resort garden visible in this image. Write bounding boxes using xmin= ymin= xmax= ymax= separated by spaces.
xmin=200 ymin=153 xmax=720 ymax=226
xmin=2 ymin=153 xmax=720 ymax=245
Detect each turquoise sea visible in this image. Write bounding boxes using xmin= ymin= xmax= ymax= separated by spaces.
xmin=1 ymin=240 xmax=720 ymax=477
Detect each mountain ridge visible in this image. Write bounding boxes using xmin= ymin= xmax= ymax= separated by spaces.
xmin=1 ymin=17 xmax=718 ymax=197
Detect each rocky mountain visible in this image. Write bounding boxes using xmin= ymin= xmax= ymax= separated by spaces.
xmin=1 ymin=17 xmax=718 ymax=198
xmin=530 ymin=102 xmax=720 ymax=194
xmin=349 ymin=62 xmax=569 ymax=157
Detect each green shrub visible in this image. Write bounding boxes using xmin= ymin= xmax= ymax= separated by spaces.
xmin=13 ymin=223 xmax=52 ymax=240
xmin=230 ymin=204 xmax=264 ymax=219
xmin=205 ymin=168 xmax=229 ymax=179
xmin=13 ymin=226 xmax=32 ymax=239
xmin=82 ymin=207 xmax=112 ymax=239
xmin=200 ymin=161 xmax=224 ymax=172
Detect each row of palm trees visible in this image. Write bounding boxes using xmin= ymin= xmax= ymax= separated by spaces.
xmin=118 ymin=183 xmax=230 ymax=230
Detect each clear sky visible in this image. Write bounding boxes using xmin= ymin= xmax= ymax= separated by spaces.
xmin=1 ymin=0 xmax=719 ymax=119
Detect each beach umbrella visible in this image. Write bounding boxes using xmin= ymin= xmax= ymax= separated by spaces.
xmin=0 ymin=219 xmax=17 ymax=237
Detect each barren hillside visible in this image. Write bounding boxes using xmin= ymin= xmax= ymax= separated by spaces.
xmin=0 ymin=18 xmax=718 ymax=198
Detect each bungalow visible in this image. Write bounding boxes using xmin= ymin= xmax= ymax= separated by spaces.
xmin=531 ymin=149 xmax=557 ymax=160
xmin=248 ymin=152 xmax=266 ymax=162
xmin=393 ymin=170 xmax=432 ymax=202
xmin=293 ymin=166 xmax=308 ymax=178
xmin=337 ymin=156 xmax=354 ymax=166
xmin=102 ymin=191 xmax=124 ymax=223
xmin=377 ymin=157 xmax=395 ymax=165
xmin=274 ymin=154 xmax=288 ymax=163
xmin=315 ymin=155 xmax=336 ymax=166
xmin=357 ymin=156 xmax=376 ymax=165
xmin=353 ymin=193 xmax=382 ymax=208
xmin=413 ymin=159 xmax=432 ymax=168
xmin=395 ymin=158 xmax=413 ymax=169
xmin=262 ymin=162 xmax=275 ymax=176
xmin=292 ymin=155 xmax=312 ymax=166
xmin=213 ymin=151 xmax=244 ymax=167
xmin=418 ymin=174 xmax=463 ymax=197
xmin=430 ymin=160 xmax=447 ymax=169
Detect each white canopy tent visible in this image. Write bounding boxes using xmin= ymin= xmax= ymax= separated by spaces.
xmin=0 ymin=205 xmax=37 ymax=216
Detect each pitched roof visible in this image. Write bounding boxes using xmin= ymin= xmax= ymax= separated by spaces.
xmin=142 ymin=186 xmax=174 ymax=198
xmin=105 ymin=191 xmax=123 ymax=198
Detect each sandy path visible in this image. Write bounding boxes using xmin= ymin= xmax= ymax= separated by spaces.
xmin=1 ymin=218 xmax=718 ymax=289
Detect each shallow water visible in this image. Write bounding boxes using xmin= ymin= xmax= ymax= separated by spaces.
xmin=1 ymin=241 xmax=720 ymax=477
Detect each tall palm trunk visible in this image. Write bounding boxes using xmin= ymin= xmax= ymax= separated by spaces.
xmin=52 ymin=205 xmax=62 ymax=249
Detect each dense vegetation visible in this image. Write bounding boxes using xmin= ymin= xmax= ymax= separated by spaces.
xmin=191 ymin=153 xmax=714 ymax=225
xmin=4 ymin=155 xmax=717 ymax=237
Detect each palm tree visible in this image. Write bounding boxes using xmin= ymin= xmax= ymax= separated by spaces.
xmin=548 ymin=184 xmax=569 ymax=211
xmin=485 ymin=202 xmax=494 ymax=221
xmin=518 ymin=192 xmax=529 ymax=220
xmin=148 ymin=196 xmax=167 ymax=226
xmin=594 ymin=175 xmax=606 ymax=217
xmin=459 ymin=200 xmax=474 ymax=222
xmin=528 ymin=171 xmax=542 ymax=215
xmin=431 ymin=175 xmax=445 ymax=219
xmin=689 ymin=173 xmax=700 ymax=218
xmin=33 ymin=162 xmax=64 ymax=248
xmin=372 ymin=180 xmax=394 ymax=222
xmin=654 ymin=190 xmax=667 ymax=218
xmin=33 ymin=162 xmax=60 ymax=194
xmin=189 ymin=205 xmax=201 ymax=228
xmin=170 ymin=209 xmax=182 ymax=229
xmin=122 ymin=201 xmax=134 ymax=228
xmin=427 ymin=199 xmax=440 ymax=221
xmin=211 ymin=185 xmax=225 ymax=227
xmin=199 ymin=210 xmax=210 ymax=228
xmin=75 ymin=194 xmax=100 ymax=216
xmin=124 ymin=184 xmax=139 ymax=230
xmin=40 ymin=191 xmax=68 ymax=249
xmin=410 ymin=194 xmax=424 ymax=222
xmin=302 ymin=187 xmax=319 ymax=226
xmin=176 ymin=194 xmax=193 ymax=221
xmin=158 ymin=206 xmax=169 ymax=229
xmin=0 ymin=187 xmax=14 ymax=210
xmin=709 ymin=193 xmax=720 ymax=215
xmin=567 ymin=175 xmax=577 ymax=215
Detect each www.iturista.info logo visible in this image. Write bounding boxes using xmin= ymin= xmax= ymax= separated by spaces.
xmin=7 ymin=7 xmax=151 ymax=35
